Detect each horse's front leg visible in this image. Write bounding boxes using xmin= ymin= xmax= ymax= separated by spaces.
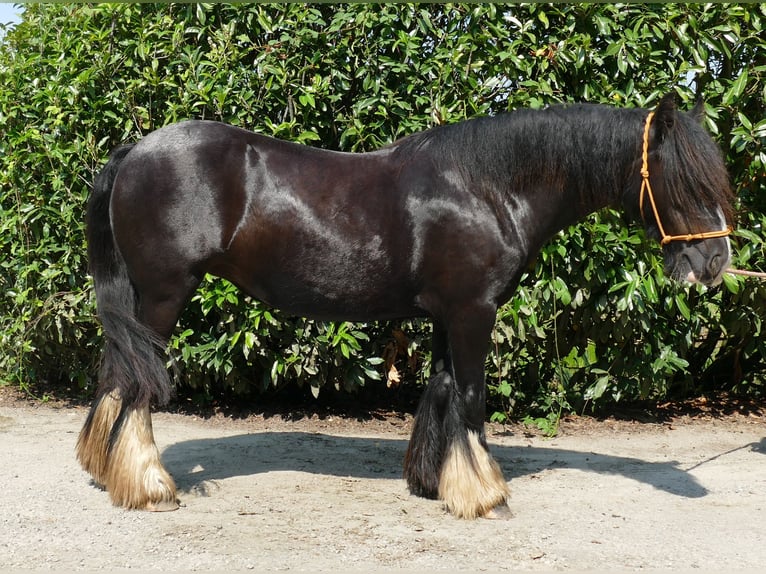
xmin=404 ymin=308 xmax=510 ymax=519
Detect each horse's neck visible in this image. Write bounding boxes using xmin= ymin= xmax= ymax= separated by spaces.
xmin=491 ymin=112 xmax=643 ymax=251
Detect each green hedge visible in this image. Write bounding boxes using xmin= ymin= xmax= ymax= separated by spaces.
xmin=1 ymin=4 xmax=764 ymax=418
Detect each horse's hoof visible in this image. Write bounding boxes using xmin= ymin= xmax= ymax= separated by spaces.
xmin=483 ymin=503 xmax=513 ymax=520
xmin=145 ymin=498 xmax=180 ymax=512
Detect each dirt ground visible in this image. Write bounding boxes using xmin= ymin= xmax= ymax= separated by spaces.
xmin=1 ymin=389 xmax=764 ymax=572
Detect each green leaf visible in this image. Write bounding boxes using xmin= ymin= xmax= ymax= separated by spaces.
xmin=675 ymin=295 xmax=691 ymax=320
xmin=723 ymin=69 xmax=748 ymax=105
xmin=737 ymin=111 xmax=753 ymax=131
xmin=721 ymin=272 xmax=741 ymax=294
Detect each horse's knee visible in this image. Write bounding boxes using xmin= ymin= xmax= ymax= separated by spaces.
xmin=77 ymin=391 xmax=178 ymax=511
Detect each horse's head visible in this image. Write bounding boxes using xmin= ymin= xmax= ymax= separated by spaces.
xmin=640 ymin=94 xmax=735 ymax=286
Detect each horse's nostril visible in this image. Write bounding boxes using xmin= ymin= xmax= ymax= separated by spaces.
xmin=706 ymin=250 xmax=729 ymax=283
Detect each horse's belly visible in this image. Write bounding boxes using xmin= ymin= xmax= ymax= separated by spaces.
xmin=250 ymin=274 xmax=421 ymax=322
xmin=212 ymin=241 xmax=420 ymax=322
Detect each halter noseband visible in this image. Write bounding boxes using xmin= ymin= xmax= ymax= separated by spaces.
xmin=639 ymin=111 xmax=732 ymax=245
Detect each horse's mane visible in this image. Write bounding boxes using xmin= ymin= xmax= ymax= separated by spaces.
xmin=391 ymin=103 xmax=733 ymax=228
xmin=392 ymin=105 xmax=642 ymax=208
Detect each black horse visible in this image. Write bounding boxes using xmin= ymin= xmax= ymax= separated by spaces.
xmin=78 ymin=94 xmax=734 ymax=518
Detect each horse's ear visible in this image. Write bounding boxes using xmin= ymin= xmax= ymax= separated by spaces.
xmin=690 ymin=97 xmax=706 ymax=123
xmin=653 ymin=93 xmax=677 ymax=140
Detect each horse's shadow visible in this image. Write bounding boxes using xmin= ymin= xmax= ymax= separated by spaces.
xmin=162 ymin=432 xmax=766 ymax=499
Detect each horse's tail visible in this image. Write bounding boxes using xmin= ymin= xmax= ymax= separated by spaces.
xmin=85 ymin=144 xmax=172 ymax=408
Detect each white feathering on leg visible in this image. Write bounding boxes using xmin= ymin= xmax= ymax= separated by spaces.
xmin=438 ymin=430 xmax=510 ymax=519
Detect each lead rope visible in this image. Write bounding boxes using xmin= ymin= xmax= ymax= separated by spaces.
xmin=639 ymin=112 xmax=766 ymax=279
xmin=726 ymin=268 xmax=766 ymax=278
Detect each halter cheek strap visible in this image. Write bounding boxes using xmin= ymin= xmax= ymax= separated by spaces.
xmin=639 ymin=111 xmax=732 ymax=245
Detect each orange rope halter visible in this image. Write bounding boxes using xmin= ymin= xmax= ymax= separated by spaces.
xmin=639 ymin=111 xmax=733 ymax=245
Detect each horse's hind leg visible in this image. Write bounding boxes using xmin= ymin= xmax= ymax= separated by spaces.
xmin=79 ymin=353 xmax=178 ymax=510
xmin=82 ymin=391 xmax=178 ymax=511
xmin=404 ymin=321 xmax=452 ymax=499
xmin=78 ymin=278 xmax=198 ymax=511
